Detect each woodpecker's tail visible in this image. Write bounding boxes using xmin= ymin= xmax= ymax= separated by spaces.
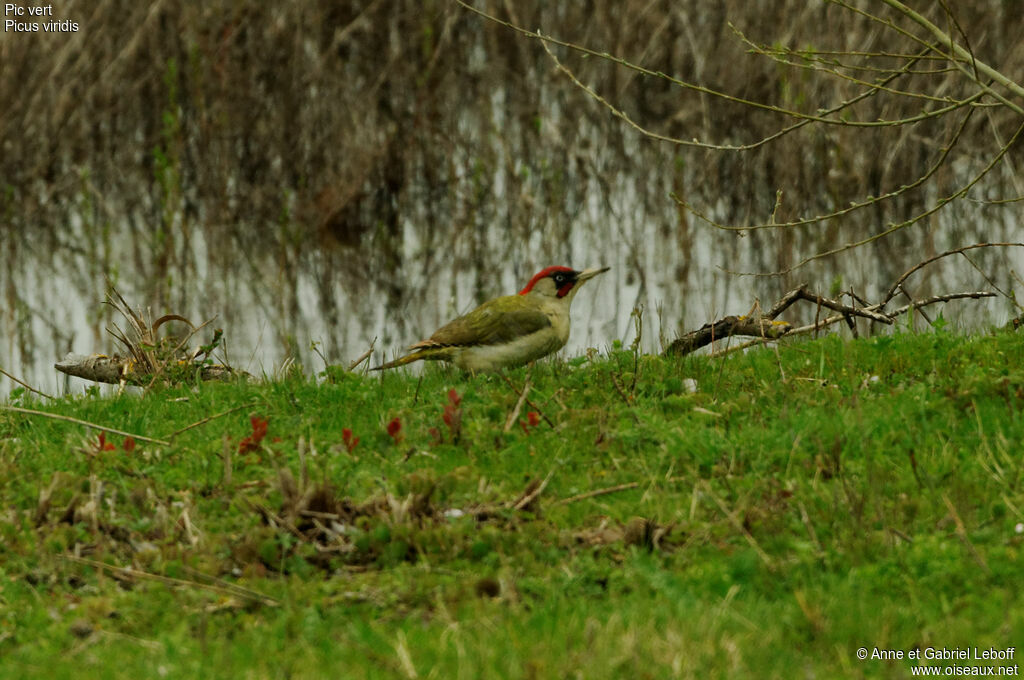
xmin=370 ymin=353 xmax=422 ymax=371
xmin=370 ymin=347 xmax=452 ymax=371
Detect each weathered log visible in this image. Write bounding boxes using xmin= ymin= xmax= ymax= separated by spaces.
xmin=664 ymin=316 xmax=791 ymax=356
xmin=55 ymin=352 xmax=246 ymax=385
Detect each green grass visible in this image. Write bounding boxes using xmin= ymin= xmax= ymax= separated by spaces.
xmin=1 ymin=329 xmax=1022 ymax=679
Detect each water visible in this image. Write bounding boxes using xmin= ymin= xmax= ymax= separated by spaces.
xmin=2 ymin=177 xmax=1020 ymax=397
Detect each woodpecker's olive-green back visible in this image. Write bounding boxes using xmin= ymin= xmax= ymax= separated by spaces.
xmin=409 ymin=295 xmax=551 ymax=350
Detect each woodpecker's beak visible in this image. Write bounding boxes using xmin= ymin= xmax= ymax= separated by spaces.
xmin=576 ymin=266 xmax=611 ymax=284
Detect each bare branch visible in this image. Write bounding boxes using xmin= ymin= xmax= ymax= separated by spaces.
xmin=737 ymin=119 xmax=1024 ymax=275
xmin=834 ymin=0 xmax=1024 ymax=116
xmin=879 ymin=0 xmax=1024 ymax=109
xmin=459 ymin=1 xmax=982 ymax=148
xmin=883 ymin=242 xmax=1024 ymax=305
xmin=887 ymin=291 xmax=996 ymax=318
xmin=792 ymin=289 xmax=894 ymax=325
xmin=674 ymin=101 xmax=979 ymax=234
xmin=665 ymin=314 xmax=793 ymax=357
xmin=765 ymin=285 xmax=808 ymax=319
xmin=667 ymin=242 xmax=1012 ymax=358
xmin=55 ymin=352 xmax=244 ymax=386
xmin=458 ymin=0 xmax=1023 ymax=279
xmin=730 ymin=26 xmax=961 ymax=103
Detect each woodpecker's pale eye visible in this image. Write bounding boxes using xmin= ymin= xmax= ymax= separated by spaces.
xmin=554 ymin=274 xmax=566 ymax=285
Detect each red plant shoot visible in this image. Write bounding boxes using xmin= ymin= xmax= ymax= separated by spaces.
xmin=386 ymin=417 xmax=403 ymax=444
xmin=96 ymin=432 xmax=116 ymax=452
xmin=442 ymin=405 xmax=457 ymax=428
xmin=441 ymin=389 xmax=463 ymax=442
xmin=122 ymin=437 xmax=136 ymax=453
xmin=519 ymin=411 xmax=541 ymax=434
xmin=239 ymin=416 xmax=269 ymax=454
xmin=342 ymin=427 xmax=360 ymax=453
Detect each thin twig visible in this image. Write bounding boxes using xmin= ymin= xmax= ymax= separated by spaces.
xmin=959 ymin=252 xmax=1018 ymax=307
xmin=222 ymin=433 xmax=232 ymax=487
xmin=512 ymin=469 xmax=555 ymax=511
xmin=311 ymin=340 xmax=330 ymax=372
xmin=832 ymin=0 xmax=1021 ymax=116
xmin=710 ymin=89 xmax=979 ymax=236
xmin=553 ymin=482 xmax=640 ymax=506
xmin=500 ymin=372 xmax=554 ymax=428
xmin=0 ymin=405 xmax=170 ymax=446
xmin=179 ymin=564 xmax=275 ymax=604
xmin=883 ymin=242 xmax=1024 ymax=305
xmin=794 ymin=288 xmax=893 ymax=324
xmin=898 ymin=284 xmax=934 ymax=326
xmin=941 ymin=493 xmax=991 ymax=574
xmin=63 ymin=555 xmax=279 ymax=605
xmin=503 ymin=371 xmax=532 ymax=433
xmin=412 ymin=374 xmax=424 ymax=406
xmin=887 ymin=291 xmax=994 ymax=317
xmin=168 ymin=401 xmax=257 ymax=440
xmin=797 ymin=500 xmax=825 ymax=557
xmin=734 ymin=28 xmax=956 ymax=94
xmin=878 ymin=0 xmax=1024 ymax=109
xmin=348 ymin=338 xmax=377 ymax=372
xmin=609 ymin=370 xmax=632 ymax=405
xmin=483 ymin=0 xmax=995 ymax=251
xmin=769 ymin=118 xmax=1024 ymax=274
xmin=459 ymin=1 xmax=978 ymax=138
xmin=244 ymin=498 xmax=307 ymax=541
xmin=701 ymin=481 xmax=774 ymax=569
xmin=0 ymin=366 xmax=57 ymax=400
xmin=888 ymin=526 xmax=914 ymax=544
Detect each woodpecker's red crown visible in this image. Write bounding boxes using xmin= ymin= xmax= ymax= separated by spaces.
xmin=518 ymin=266 xmax=578 ymax=298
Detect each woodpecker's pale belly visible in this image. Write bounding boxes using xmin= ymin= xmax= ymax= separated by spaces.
xmin=452 ymin=325 xmax=568 ymax=372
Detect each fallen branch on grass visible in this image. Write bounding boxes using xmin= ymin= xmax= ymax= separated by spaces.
xmin=667 ymin=243 xmax=1020 ymax=357
xmin=54 ymin=282 xmax=251 ymax=387
xmin=55 ymin=352 xmax=243 ymax=386
xmin=707 ymin=290 xmax=995 ymax=358
xmin=665 ymin=315 xmax=793 ymax=357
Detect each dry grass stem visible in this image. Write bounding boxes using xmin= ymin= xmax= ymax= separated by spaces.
xmin=0 ymin=405 xmax=170 ymax=446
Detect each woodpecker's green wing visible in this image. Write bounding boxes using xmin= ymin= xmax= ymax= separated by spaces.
xmin=409 ymin=294 xmax=551 ymax=349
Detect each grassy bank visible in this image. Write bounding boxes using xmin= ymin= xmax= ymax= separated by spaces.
xmin=1 ymin=329 xmax=1021 ymax=679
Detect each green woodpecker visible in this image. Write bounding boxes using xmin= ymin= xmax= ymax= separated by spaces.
xmin=373 ymin=266 xmax=610 ymax=372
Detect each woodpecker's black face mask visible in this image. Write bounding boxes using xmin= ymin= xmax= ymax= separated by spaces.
xmin=553 ymin=270 xmax=580 ymax=298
